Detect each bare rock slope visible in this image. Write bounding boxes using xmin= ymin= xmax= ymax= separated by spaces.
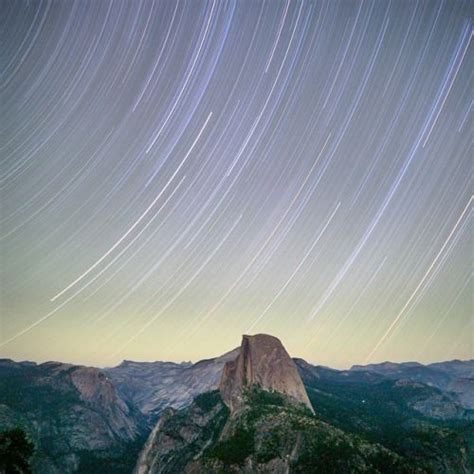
xmin=105 ymin=348 xmax=239 ymax=420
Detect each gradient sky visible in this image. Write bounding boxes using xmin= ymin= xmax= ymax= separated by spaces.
xmin=1 ymin=0 xmax=472 ymax=369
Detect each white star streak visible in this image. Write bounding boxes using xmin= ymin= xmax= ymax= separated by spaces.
xmin=247 ymin=201 xmax=341 ymax=331
xmin=366 ymin=196 xmax=473 ymax=362
xmin=50 ymin=112 xmax=212 ymax=303
xmin=2 ymin=0 xmax=471 ymax=366
xmin=111 ymin=214 xmax=242 ymax=358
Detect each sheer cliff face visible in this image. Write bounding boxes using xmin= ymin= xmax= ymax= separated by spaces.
xmin=69 ymin=366 xmax=139 ymax=440
xmin=219 ymin=334 xmax=314 ymax=413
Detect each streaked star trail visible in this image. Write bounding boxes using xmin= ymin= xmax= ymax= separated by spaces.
xmin=1 ymin=0 xmax=472 ymax=368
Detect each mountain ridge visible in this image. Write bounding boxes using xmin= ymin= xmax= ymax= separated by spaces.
xmin=1 ymin=340 xmax=472 ymax=473
xmin=133 ymin=335 xmax=472 ymax=473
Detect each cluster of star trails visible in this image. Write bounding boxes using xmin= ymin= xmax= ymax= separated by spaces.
xmin=1 ymin=0 xmax=472 ymax=367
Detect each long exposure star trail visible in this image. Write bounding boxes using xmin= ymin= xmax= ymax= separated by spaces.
xmin=1 ymin=0 xmax=472 ymax=368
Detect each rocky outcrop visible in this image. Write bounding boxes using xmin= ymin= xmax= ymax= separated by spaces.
xmin=134 ymin=407 xmax=177 ymax=474
xmin=70 ymin=366 xmax=140 ymax=439
xmin=133 ymin=392 xmax=229 ymax=474
xmin=219 ymin=334 xmax=314 ymax=414
xmin=0 ymin=360 xmax=147 ymax=473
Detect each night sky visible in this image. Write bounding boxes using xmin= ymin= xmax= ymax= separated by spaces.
xmin=1 ymin=0 xmax=472 ymax=368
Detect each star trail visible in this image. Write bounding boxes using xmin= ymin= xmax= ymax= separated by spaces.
xmin=1 ymin=0 xmax=472 ymax=368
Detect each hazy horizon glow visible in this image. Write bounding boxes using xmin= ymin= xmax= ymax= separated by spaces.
xmin=1 ymin=0 xmax=472 ymax=369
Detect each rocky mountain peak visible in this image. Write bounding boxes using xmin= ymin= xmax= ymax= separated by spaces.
xmin=219 ymin=333 xmax=314 ymax=413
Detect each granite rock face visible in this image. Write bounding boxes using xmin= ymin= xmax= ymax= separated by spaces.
xmin=219 ymin=334 xmax=314 ymax=414
xmin=0 ymin=359 xmax=146 ymax=473
xmin=133 ymin=394 xmax=229 ymax=474
xmin=105 ymin=348 xmax=239 ymax=420
xmin=133 ymin=407 xmax=177 ymax=474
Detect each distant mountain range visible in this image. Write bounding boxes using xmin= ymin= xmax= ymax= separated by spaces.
xmin=0 ymin=335 xmax=472 ymax=473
